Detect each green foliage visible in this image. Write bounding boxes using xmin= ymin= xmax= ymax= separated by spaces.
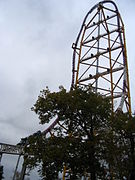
xmin=32 ymin=86 xmax=111 ymax=136
xmin=109 ymin=113 xmax=135 ymax=179
xmin=24 ymin=86 xmax=135 ymax=179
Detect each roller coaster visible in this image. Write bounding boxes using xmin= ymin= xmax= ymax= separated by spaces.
xmin=0 ymin=1 xmax=132 ymax=179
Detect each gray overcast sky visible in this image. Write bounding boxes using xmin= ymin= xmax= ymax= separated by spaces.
xmin=0 ymin=0 xmax=135 ymax=179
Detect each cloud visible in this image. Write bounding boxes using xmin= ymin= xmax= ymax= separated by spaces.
xmin=0 ymin=0 xmax=134 ymax=147
xmin=0 ymin=0 xmax=134 ymax=146
xmin=0 ymin=0 xmax=78 ymax=146
xmin=0 ymin=0 xmax=134 ymax=179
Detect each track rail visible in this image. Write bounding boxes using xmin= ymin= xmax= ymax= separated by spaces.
xmin=0 ymin=143 xmax=23 ymax=155
xmin=71 ymin=0 xmax=131 ymax=114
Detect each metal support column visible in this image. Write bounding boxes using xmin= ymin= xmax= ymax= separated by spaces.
xmin=20 ymin=154 xmax=27 ymax=180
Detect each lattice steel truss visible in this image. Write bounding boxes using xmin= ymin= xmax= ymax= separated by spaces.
xmin=72 ymin=0 xmax=131 ymax=114
xmin=0 ymin=143 xmax=23 ymax=155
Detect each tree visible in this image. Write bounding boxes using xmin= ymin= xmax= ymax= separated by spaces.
xmin=24 ymin=86 xmax=135 ymax=179
xmin=24 ymin=86 xmax=113 ymax=179
xmin=109 ymin=113 xmax=135 ymax=179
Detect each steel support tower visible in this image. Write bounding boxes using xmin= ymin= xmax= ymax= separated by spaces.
xmin=71 ymin=0 xmax=131 ymax=114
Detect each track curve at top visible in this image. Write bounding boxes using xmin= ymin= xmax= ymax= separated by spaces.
xmin=40 ymin=0 xmax=131 ymax=137
xmin=71 ymin=0 xmax=131 ymax=114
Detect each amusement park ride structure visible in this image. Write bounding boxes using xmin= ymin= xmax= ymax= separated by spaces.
xmin=0 ymin=0 xmax=132 ymax=179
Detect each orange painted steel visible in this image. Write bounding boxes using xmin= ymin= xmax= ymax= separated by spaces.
xmin=71 ymin=0 xmax=131 ymax=114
